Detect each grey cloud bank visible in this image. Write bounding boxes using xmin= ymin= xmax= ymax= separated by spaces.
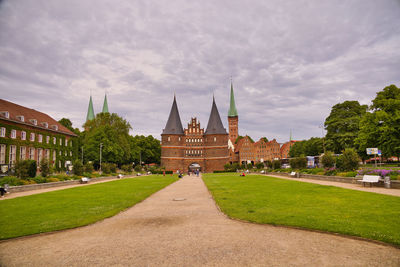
xmin=0 ymin=0 xmax=399 ymax=142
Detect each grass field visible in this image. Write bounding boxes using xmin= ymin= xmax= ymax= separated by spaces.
xmin=0 ymin=175 xmax=177 ymax=240
xmin=203 ymin=173 xmax=400 ymax=246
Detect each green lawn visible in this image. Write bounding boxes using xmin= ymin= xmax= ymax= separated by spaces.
xmin=0 ymin=175 xmax=177 ymax=240
xmin=203 ymin=173 xmax=400 ymax=246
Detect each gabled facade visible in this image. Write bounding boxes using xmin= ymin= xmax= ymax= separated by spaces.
xmin=161 ymin=96 xmax=229 ymax=173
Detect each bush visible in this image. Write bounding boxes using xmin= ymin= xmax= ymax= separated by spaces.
xmin=0 ymin=176 xmax=23 ymax=186
xmin=32 ymin=176 xmax=47 ymax=184
xmin=324 ymin=168 xmax=337 ymax=176
xmin=264 ymin=160 xmax=272 ymax=168
xmin=40 ymin=159 xmax=50 ymax=177
xmin=289 ymin=157 xmax=307 ymax=170
xmin=214 ymin=170 xmax=236 ymax=173
xmin=337 ymin=148 xmax=360 ymax=171
xmin=73 ymin=160 xmax=84 ymax=176
xmin=224 ymin=163 xmax=240 ymax=172
xmin=272 ymin=160 xmax=281 ymax=170
xmin=134 ymin=165 xmax=142 ymax=173
xmin=121 ymin=164 xmax=133 ymax=173
xmin=255 ymin=162 xmax=264 ymax=169
xmin=84 ymin=162 xmax=94 ymax=173
xmin=151 ymin=170 xmax=173 ymax=174
xmin=46 ymin=177 xmax=60 ymax=183
xmin=27 ymin=160 xmax=37 ymax=178
xmin=321 ymin=151 xmax=335 ymax=168
xmin=14 ymin=160 xmax=31 ymax=178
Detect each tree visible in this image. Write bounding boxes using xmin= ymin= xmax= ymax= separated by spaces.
xmin=73 ymin=159 xmax=84 ymax=176
xmin=129 ymin=135 xmax=161 ymax=164
xmin=289 ymin=137 xmax=323 ymax=157
xmin=355 ymin=85 xmax=400 ymax=159
xmin=324 ymin=101 xmax=367 ymax=154
xmin=272 ymin=160 xmax=281 ymax=169
xmin=83 ymin=113 xmax=132 ymax=166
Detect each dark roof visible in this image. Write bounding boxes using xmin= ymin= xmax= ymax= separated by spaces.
xmin=0 ymin=98 xmax=77 ymax=136
xmin=162 ymin=95 xmax=184 ymax=135
xmin=205 ymin=97 xmax=227 ymax=135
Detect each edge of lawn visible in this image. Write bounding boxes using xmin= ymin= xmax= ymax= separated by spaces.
xmin=0 ymin=175 xmax=179 ymax=241
xmin=202 ymin=174 xmax=400 ymax=249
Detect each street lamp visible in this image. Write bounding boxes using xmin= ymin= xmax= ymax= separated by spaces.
xmin=81 ymin=146 xmax=84 ymax=164
xmin=319 ymin=125 xmax=326 ymax=153
xmin=99 ymin=143 xmax=103 ymax=174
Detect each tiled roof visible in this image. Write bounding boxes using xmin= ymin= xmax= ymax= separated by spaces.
xmin=0 ymin=99 xmax=77 ymax=136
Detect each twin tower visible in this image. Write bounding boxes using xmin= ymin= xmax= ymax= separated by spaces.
xmin=160 ymin=84 xmax=239 ymax=173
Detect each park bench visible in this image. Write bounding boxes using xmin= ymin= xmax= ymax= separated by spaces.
xmin=357 ymin=175 xmax=381 ymax=187
xmin=80 ymin=177 xmax=90 ymax=184
xmin=290 ymin=171 xmax=297 ymax=177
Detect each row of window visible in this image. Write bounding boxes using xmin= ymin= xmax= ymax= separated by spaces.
xmin=185 ymin=150 xmax=203 ymax=156
xmin=166 ymin=137 xmax=217 ymax=142
xmin=0 ymin=127 xmax=71 ymax=146
xmin=0 ymin=144 xmax=72 ymax=165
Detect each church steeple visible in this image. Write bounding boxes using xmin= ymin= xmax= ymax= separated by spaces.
xmin=102 ymin=93 xmax=109 ymax=113
xmin=205 ymin=96 xmax=227 ymax=135
xmin=162 ymin=95 xmax=184 ymax=135
xmin=228 ymin=82 xmax=238 ymax=117
xmin=86 ymin=95 xmax=95 ymax=122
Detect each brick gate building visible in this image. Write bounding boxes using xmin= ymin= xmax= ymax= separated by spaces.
xmin=161 ymin=96 xmax=229 ymax=173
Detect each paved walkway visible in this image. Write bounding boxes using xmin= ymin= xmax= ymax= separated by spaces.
xmin=0 ymin=175 xmax=399 ymax=266
xmin=264 ymin=174 xmax=400 ymax=197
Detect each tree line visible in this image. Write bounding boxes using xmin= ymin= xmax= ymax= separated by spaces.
xmin=290 ymin=84 xmax=400 ymax=160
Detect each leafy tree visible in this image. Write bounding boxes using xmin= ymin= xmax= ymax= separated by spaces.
xmin=40 ymin=159 xmax=50 ymax=177
xmin=84 ymin=162 xmax=94 ymax=173
xmin=324 ymin=101 xmax=367 ymax=154
xmin=321 ymin=151 xmax=335 ymax=168
xmin=129 ymin=135 xmax=161 ymax=164
xmin=83 ymin=113 xmax=132 ymax=166
xmin=289 ymin=137 xmax=323 ymax=157
xmin=355 ymin=84 xmax=400 ymax=159
xmin=261 ymin=137 xmax=268 ymax=143
xmin=14 ymin=160 xmax=31 ymax=178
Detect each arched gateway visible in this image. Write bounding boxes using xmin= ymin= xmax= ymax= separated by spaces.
xmin=188 ymin=163 xmax=201 ymax=172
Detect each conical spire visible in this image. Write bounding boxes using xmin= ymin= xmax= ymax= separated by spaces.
xmin=102 ymin=93 xmax=109 ymax=113
xmin=162 ymin=95 xmax=184 ymax=135
xmin=205 ymin=96 xmax=227 ymax=135
xmin=228 ymin=82 xmax=238 ymax=117
xmin=86 ymin=95 xmax=95 ymax=122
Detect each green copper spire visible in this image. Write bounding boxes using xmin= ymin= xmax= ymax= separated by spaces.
xmin=102 ymin=94 xmax=109 ymax=113
xmin=228 ymin=82 xmax=238 ymax=117
xmin=86 ymin=95 xmax=95 ymax=122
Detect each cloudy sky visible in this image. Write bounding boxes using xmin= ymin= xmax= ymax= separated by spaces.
xmin=1 ymin=0 xmax=399 ymax=142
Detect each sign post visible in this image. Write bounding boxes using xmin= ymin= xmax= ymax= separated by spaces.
xmin=366 ymin=148 xmax=379 ymax=168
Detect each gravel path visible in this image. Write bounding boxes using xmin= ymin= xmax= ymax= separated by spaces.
xmin=265 ymin=174 xmax=400 ymax=197
xmin=0 ymin=175 xmax=399 ymax=266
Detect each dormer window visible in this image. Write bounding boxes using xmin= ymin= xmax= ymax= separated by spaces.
xmin=41 ymin=122 xmax=48 ymax=128
xmin=29 ymin=119 xmax=37 ymax=126
xmin=51 ymin=125 xmax=58 ymax=131
xmin=16 ymin=115 xmax=24 ymax=122
xmin=0 ymin=111 xmax=9 ymax=119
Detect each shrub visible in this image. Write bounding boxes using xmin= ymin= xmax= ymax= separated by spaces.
xmin=214 ymin=170 xmax=236 ymax=173
xmin=101 ymin=163 xmax=111 ymax=174
xmin=109 ymin=163 xmax=117 ymax=173
xmin=255 ymin=162 xmax=264 ymax=169
xmin=0 ymin=176 xmax=23 ymax=186
xmin=14 ymin=160 xmax=31 ymax=178
xmin=27 ymin=160 xmax=37 ymax=178
xmin=337 ymin=148 xmax=360 ymax=171
xmin=324 ymin=168 xmax=337 ymax=176
xmin=321 ymin=151 xmax=335 ymax=168
xmin=40 ymin=159 xmax=50 ymax=177
xmin=272 ymin=160 xmax=281 ymax=170
xmin=73 ymin=160 xmax=84 ymax=176
xmin=46 ymin=177 xmax=60 ymax=183
xmin=33 ymin=176 xmax=47 ymax=184
xmin=134 ymin=165 xmax=142 ymax=173
xmin=84 ymin=162 xmax=94 ymax=173
xmin=290 ymin=157 xmax=307 ymax=170
xmin=264 ymin=160 xmax=272 ymax=168
xmin=121 ymin=164 xmax=133 ymax=173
